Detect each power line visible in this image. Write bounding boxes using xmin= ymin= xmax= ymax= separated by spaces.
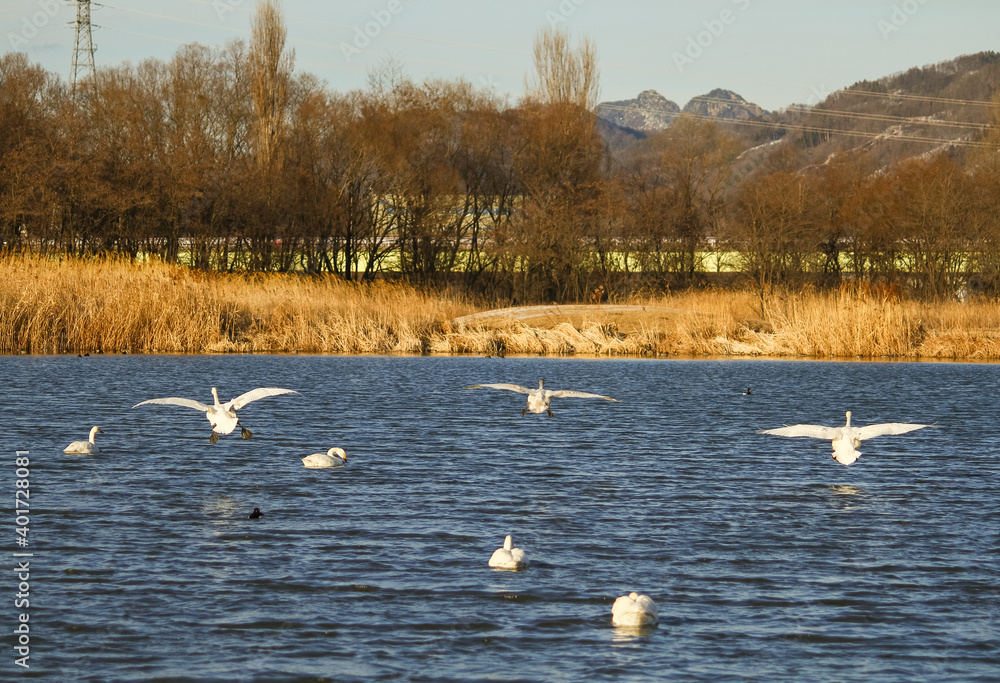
xmin=597 ymin=98 xmax=993 ymax=148
xmin=667 ymin=95 xmax=989 ymax=131
xmin=99 ymin=3 xmax=245 ymax=34
xmin=682 ymin=111 xmax=990 ymax=148
xmin=100 ymin=24 xmax=187 ymax=46
xmin=787 ymin=106 xmax=986 ymax=131
xmin=837 ymin=87 xmax=998 ymax=107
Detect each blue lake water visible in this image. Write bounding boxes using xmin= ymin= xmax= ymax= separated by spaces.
xmin=2 ymin=354 xmax=998 ymax=682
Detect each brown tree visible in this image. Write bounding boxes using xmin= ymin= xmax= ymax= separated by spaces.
xmin=730 ymin=171 xmax=817 ymax=309
xmin=506 ymin=27 xmax=603 ymax=302
xmin=617 ymin=117 xmax=741 ymax=285
xmin=248 ymin=0 xmax=293 ymax=170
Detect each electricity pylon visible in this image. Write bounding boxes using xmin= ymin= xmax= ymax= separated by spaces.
xmin=70 ymin=0 xmax=96 ymax=91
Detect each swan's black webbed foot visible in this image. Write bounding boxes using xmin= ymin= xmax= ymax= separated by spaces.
xmin=210 ymin=431 xmax=220 ymax=444
xmin=521 ymin=408 xmax=528 ymax=416
xmin=546 ymin=409 xmax=554 ymax=417
xmin=241 ymin=427 xmax=253 ymax=440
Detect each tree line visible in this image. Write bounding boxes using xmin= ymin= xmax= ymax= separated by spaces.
xmin=2 ymin=3 xmax=999 ymax=303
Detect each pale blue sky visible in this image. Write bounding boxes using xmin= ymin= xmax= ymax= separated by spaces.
xmin=3 ymin=0 xmax=997 ymax=111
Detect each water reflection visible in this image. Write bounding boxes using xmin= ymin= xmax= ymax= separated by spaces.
xmin=828 ymin=484 xmax=864 ymax=512
xmin=202 ymin=494 xmax=242 ymax=524
xmin=611 ymin=624 xmax=659 ymax=643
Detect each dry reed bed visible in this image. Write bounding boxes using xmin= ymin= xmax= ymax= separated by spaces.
xmin=4 ymin=255 xmax=1000 ymax=358
xmin=0 ymin=255 xmax=472 ymax=355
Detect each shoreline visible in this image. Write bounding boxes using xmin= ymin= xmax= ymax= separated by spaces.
xmin=1 ymin=348 xmax=995 ymax=365
xmin=5 ymin=255 xmax=1000 ymax=360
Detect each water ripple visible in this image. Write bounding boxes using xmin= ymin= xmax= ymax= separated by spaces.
xmin=2 ymin=355 xmax=998 ymax=682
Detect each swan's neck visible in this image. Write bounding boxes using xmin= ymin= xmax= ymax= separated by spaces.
xmin=537 ymin=379 xmax=544 ymax=391
xmin=503 ymin=535 xmax=513 ymax=550
xmin=211 ymin=387 xmax=221 ymax=406
xmin=845 ymin=411 xmax=852 ymax=427
xmin=89 ymin=427 xmax=99 ymax=443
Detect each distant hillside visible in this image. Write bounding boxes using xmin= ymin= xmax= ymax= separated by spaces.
xmin=599 ymin=52 xmax=1000 ymax=174
xmin=596 ymin=90 xmax=680 ymax=132
xmin=739 ymin=51 xmax=1000 ymax=170
xmin=596 ymin=88 xmax=766 ymax=133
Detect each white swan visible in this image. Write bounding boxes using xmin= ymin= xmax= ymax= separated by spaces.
xmin=758 ymin=410 xmax=932 ymax=465
xmin=465 ymin=379 xmax=619 ymax=417
xmin=488 ymin=535 xmax=528 ymax=570
xmin=133 ymin=387 xmax=298 ymax=443
xmin=611 ymin=592 xmax=659 ymax=627
xmin=301 ymin=447 xmax=347 ymax=468
xmin=64 ymin=426 xmax=102 ymax=455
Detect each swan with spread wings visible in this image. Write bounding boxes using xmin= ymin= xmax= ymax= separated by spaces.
xmin=758 ymin=410 xmax=932 ymax=465
xmin=133 ymin=386 xmax=299 ymax=443
xmin=465 ymin=379 xmax=618 ymax=417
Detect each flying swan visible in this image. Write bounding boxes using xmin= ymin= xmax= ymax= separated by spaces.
xmin=465 ymin=379 xmax=619 ymax=417
xmin=133 ymin=387 xmax=299 ymax=443
xmin=301 ymin=447 xmax=347 ymax=468
xmin=488 ymin=535 xmax=528 ymax=570
xmin=611 ymin=592 xmax=659 ymax=627
xmin=64 ymin=426 xmax=102 ymax=455
xmin=758 ymin=410 xmax=932 ymax=465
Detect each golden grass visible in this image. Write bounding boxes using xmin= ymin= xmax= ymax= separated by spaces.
xmin=5 ymin=254 xmax=1000 ymax=358
xmin=440 ymin=287 xmax=1000 ymax=359
xmin=0 ymin=254 xmax=474 ymax=355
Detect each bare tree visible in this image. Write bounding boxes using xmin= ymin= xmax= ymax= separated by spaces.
xmin=248 ymin=0 xmax=293 ymax=170
xmin=627 ymin=117 xmax=741 ymax=283
xmin=526 ymin=27 xmax=599 ymax=110
xmin=888 ymin=156 xmax=972 ymax=299
xmin=730 ymin=171 xmax=816 ymax=311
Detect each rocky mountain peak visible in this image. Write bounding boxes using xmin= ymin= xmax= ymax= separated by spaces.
xmin=682 ymin=88 xmax=766 ymax=120
xmin=596 ymin=89 xmax=680 ymax=132
xmin=597 ymin=88 xmax=766 ymax=133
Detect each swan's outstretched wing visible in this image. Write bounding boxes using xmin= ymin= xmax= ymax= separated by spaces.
xmin=856 ymin=422 xmax=931 ymax=441
xmin=132 ymin=397 xmax=212 ymax=411
xmin=758 ymin=424 xmax=839 ymax=439
xmin=227 ymin=387 xmax=299 ymax=411
xmin=549 ymin=389 xmax=619 ymax=401
xmin=465 ymin=383 xmax=532 ymax=394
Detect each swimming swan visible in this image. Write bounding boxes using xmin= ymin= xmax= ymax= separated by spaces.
xmin=64 ymin=426 xmax=102 ymax=455
xmin=133 ymin=387 xmax=299 ymax=443
xmin=488 ymin=535 xmax=528 ymax=570
xmin=611 ymin=592 xmax=659 ymax=627
xmin=758 ymin=410 xmax=932 ymax=465
xmin=465 ymin=379 xmax=618 ymax=417
xmin=301 ymin=447 xmax=347 ymax=468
